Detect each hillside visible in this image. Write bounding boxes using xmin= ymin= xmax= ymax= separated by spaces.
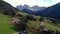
xmin=0 ymin=0 xmax=60 ymax=34
xmin=40 ymin=2 xmax=60 ymax=19
xmin=0 ymin=1 xmax=18 ymax=34
xmin=17 ymin=12 xmax=60 ymax=31
xmin=0 ymin=11 xmax=60 ymax=34
xmin=0 ymin=1 xmax=16 ymax=15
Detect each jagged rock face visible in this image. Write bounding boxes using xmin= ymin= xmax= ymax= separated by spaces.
xmin=41 ymin=2 xmax=60 ymax=19
xmin=0 ymin=1 xmax=16 ymax=15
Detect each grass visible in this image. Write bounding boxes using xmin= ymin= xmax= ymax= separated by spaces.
xmin=0 ymin=15 xmax=15 ymax=34
xmin=43 ymin=21 xmax=60 ymax=32
xmin=0 ymin=12 xmax=60 ymax=34
xmin=26 ymin=20 xmax=60 ymax=34
xmin=27 ymin=21 xmax=40 ymax=29
xmin=19 ymin=12 xmax=60 ymax=32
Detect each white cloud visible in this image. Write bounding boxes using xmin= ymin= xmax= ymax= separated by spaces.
xmin=3 ymin=0 xmax=60 ymax=7
xmin=54 ymin=0 xmax=60 ymax=2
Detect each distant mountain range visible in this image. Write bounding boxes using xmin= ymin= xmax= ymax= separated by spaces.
xmin=16 ymin=4 xmax=46 ymax=11
xmin=16 ymin=4 xmax=46 ymax=15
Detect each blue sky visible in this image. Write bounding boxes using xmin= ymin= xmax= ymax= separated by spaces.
xmin=3 ymin=0 xmax=60 ymax=7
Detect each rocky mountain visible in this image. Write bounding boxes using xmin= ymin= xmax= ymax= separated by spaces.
xmin=31 ymin=5 xmax=46 ymax=11
xmin=41 ymin=2 xmax=60 ymax=19
xmin=16 ymin=4 xmax=30 ymax=10
xmin=16 ymin=4 xmax=46 ymax=11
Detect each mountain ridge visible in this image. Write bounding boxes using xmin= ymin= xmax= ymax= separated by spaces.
xmin=40 ymin=2 xmax=60 ymax=19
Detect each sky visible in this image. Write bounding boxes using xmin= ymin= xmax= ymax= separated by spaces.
xmin=3 ymin=0 xmax=60 ymax=7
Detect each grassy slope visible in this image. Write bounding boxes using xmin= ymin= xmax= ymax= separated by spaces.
xmin=0 ymin=15 xmax=15 ymax=34
xmin=0 ymin=12 xmax=60 ymax=34
xmin=44 ymin=21 xmax=60 ymax=32
xmin=20 ymin=12 xmax=60 ymax=32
